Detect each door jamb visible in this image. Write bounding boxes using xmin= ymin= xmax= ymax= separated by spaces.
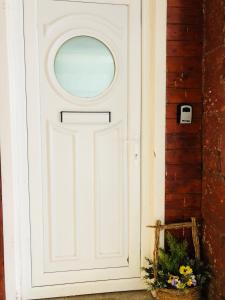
xmin=0 ymin=0 xmax=167 ymax=298
xmin=141 ymin=0 xmax=166 ymax=259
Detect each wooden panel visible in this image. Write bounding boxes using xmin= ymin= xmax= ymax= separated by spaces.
xmin=167 ymin=7 xmax=202 ymax=25
xmin=165 ymin=207 xmax=202 ymax=224
xmin=166 ymin=1 xmax=203 ymax=226
xmin=166 ymin=194 xmax=201 ymax=209
xmin=166 ymin=149 xmax=201 ymax=164
xmin=167 ymin=41 xmax=202 ymax=57
xmin=166 ymin=165 xmax=202 ymax=179
xmin=166 ymin=118 xmax=201 ymax=134
xmin=168 ymin=0 xmax=202 ymax=8
xmin=167 ymin=88 xmax=202 ymax=103
xmin=167 ymin=24 xmax=202 ymax=41
xmin=166 ymin=178 xmax=202 ymax=194
xmin=166 ymin=133 xmax=201 ymax=149
xmin=167 ymin=72 xmax=201 ymax=88
xmin=165 ymin=208 xmax=185 ymax=223
xmin=167 ymin=57 xmax=201 ymax=73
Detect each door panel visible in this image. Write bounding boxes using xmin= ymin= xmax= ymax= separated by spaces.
xmin=48 ymin=125 xmax=78 ymax=261
xmin=94 ymin=125 xmax=126 ymax=258
xmin=23 ymin=0 xmax=141 ymax=290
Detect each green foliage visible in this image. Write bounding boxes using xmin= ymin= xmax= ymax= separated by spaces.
xmin=187 ymin=258 xmax=211 ymax=287
xmin=158 ymin=233 xmax=188 ymax=275
xmin=143 ymin=233 xmax=211 ymax=291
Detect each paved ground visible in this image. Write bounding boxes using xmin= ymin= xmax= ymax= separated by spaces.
xmin=48 ymin=291 xmax=153 ymax=300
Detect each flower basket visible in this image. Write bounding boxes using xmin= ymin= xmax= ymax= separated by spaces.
xmin=146 ymin=218 xmax=204 ymax=300
xmin=156 ymin=287 xmax=201 ymax=300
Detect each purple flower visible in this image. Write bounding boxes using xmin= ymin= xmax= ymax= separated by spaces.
xmin=171 ymin=277 xmax=179 ymax=287
xmin=192 ymin=279 xmax=197 ymax=286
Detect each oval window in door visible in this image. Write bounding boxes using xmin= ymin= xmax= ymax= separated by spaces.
xmin=54 ymin=36 xmax=115 ymax=98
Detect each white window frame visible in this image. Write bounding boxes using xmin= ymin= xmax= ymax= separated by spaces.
xmin=0 ymin=0 xmax=167 ymax=299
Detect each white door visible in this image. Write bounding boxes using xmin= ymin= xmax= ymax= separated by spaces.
xmin=23 ymin=0 xmax=141 ymax=296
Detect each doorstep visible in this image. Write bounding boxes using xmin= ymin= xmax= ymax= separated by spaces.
xmin=48 ymin=290 xmax=153 ymax=300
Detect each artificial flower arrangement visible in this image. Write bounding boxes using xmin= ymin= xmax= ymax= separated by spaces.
xmin=143 ymin=233 xmax=210 ymax=300
xmin=167 ymin=265 xmax=197 ymax=289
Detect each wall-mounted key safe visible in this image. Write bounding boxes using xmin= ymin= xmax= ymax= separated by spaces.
xmin=178 ymin=104 xmax=192 ymax=124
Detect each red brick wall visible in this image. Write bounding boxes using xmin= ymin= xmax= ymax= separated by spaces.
xmin=202 ymin=0 xmax=225 ymax=299
xmin=166 ymin=0 xmax=203 ymax=225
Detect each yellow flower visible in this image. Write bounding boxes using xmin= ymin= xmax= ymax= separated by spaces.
xmin=187 ymin=279 xmax=193 ymax=287
xmin=179 ymin=265 xmax=193 ymax=276
xmin=167 ymin=275 xmax=178 ymax=283
xmin=177 ymin=282 xmax=186 ymax=289
xmin=167 ymin=276 xmax=172 ymax=284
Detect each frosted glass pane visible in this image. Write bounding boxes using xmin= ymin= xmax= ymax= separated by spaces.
xmin=54 ymin=36 xmax=115 ymax=98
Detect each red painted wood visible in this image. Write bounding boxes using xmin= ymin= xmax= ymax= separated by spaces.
xmin=167 ymin=7 xmax=202 ymax=25
xmin=166 ymin=119 xmax=201 ymax=134
xmin=167 ymin=88 xmax=202 ymax=103
xmin=166 ymin=149 xmax=202 ymax=165
xmin=166 ymin=133 xmax=201 ymax=149
xmin=166 ymin=1 xmax=203 ymax=227
xmin=167 ymin=41 xmax=202 ymax=57
xmin=167 ymin=0 xmax=202 ymax=8
xmin=166 ymin=164 xmax=202 ymax=180
xmin=166 ymin=194 xmax=201 ymax=209
xmin=167 ymin=72 xmax=202 ymax=88
xmin=167 ymin=57 xmax=201 ymax=73
xmin=166 ymin=178 xmax=202 ymax=194
xmin=166 ymin=208 xmax=202 ymax=223
xmin=167 ymin=24 xmax=202 ymax=41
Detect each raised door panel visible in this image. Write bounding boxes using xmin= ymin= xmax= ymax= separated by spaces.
xmin=94 ymin=125 xmax=127 ymax=261
xmin=47 ymin=125 xmax=78 ymax=262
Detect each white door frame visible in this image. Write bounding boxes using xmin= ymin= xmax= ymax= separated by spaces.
xmin=0 ymin=0 xmax=167 ymax=299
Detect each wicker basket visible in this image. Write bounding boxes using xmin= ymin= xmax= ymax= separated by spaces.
xmin=156 ymin=287 xmax=201 ymax=300
xmin=148 ymin=218 xmax=201 ymax=300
